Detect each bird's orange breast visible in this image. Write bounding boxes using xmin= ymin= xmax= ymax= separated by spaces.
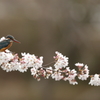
xmin=0 ymin=42 xmax=13 ymax=52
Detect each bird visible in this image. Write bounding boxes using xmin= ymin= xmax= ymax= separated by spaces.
xmin=0 ymin=35 xmax=20 ymax=52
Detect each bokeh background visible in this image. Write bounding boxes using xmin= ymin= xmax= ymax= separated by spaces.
xmin=0 ymin=0 xmax=100 ymax=100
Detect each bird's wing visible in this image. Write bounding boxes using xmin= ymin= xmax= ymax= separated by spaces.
xmin=0 ymin=40 xmax=10 ymax=49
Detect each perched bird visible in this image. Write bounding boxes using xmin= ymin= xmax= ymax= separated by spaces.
xmin=0 ymin=35 xmax=20 ymax=52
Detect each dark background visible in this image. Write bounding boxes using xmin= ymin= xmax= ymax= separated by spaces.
xmin=0 ymin=0 xmax=100 ymax=100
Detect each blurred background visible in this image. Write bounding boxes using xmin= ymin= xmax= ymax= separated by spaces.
xmin=0 ymin=0 xmax=100 ymax=100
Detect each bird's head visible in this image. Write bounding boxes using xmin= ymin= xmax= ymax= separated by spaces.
xmin=6 ymin=35 xmax=20 ymax=43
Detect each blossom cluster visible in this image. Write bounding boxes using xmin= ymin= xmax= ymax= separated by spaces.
xmin=0 ymin=49 xmax=98 ymax=86
xmin=0 ymin=37 xmax=100 ymax=86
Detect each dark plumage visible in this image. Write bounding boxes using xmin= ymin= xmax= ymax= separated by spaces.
xmin=0 ymin=35 xmax=20 ymax=52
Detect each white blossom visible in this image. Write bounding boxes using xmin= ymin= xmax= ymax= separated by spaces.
xmin=69 ymin=80 xmax=78 ymax=85
xmin=78 ymin=65 xmax=89 ymax=80
xmin=64 ymin=69 xmax=78 ymax=85
xmin=0 ymin=37 xmax=5 ymax=42
xmin=54 ymin=51 xmax=68 ymax=69
xmin=75 ymin=62 xmax=84 ymax=67
xmin=0 ymin=52 xmax=14 ymax=66
xmin=51 ymin=72 xmax=63 ymax=81
xmin=89 ymin=74 xmax=100 ymax=86
xmin=30 ymin=67 xmax=37 ymax=76
xmin=21 ymin=53 xmax=43 ymax=69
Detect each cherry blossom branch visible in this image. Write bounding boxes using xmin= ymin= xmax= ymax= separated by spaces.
xmin=0 ymin=37 xmax=99 ymax=86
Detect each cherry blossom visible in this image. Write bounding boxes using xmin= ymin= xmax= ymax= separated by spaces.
xmin=0 ymin=36 xmax=100 ymax=86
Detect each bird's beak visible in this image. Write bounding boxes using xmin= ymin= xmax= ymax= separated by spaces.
xmin=13 ymin=39 xmax=20 ymax=43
